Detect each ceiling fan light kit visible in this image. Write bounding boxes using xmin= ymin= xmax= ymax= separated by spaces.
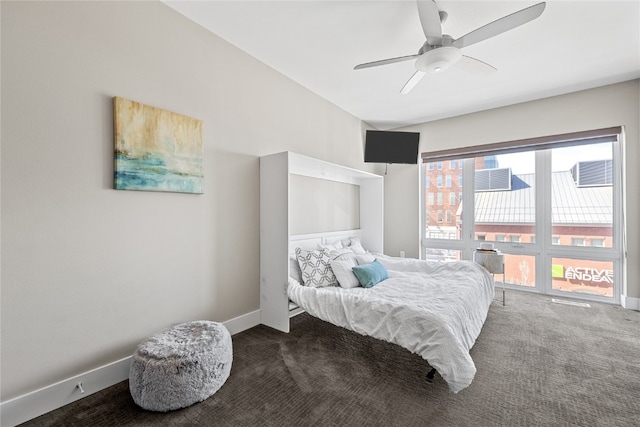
xmin=354 ymin=1 xmax=546 ymax=94
xmin=415 ymin=46 xmax=461 ymax=73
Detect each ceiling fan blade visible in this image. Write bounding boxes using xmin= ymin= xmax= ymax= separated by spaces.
xmin=456 ymin=55 xmax=497 ymax=75
xmin=453 ymin=2 xmax=546 ymax=49
xmin=354 ymin=54 xmax=420 ymax=70
xmin=417 ymin=0 xmax=443 ymax=45
xmin=400 ymin=70 xmax=426 ymax=95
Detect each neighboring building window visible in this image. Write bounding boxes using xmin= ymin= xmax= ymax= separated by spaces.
xmin=572 ymin=237 xmax=585 ymax=246
xmin=458 ymin=160 xmax=463 ymax=169
xmin=590 ymin=238 xmax=604 ymax=247
xmin=437 ymin=161 xmax=443 ymax=170
xmin=428 ymin=192 xmax=434 ymax=205
xmin=530 ymin=236 xmax=536 ymax=244
xmin=459 ymin=175 xmax=463 ymax=186
xmin=496 ymin=235 xmax=506 ymax=242
xmin=484 ymin=156 xmax=498 ymax=169
xmin=437 ymin=175 xmax=443 ymax=187
xmin=428 ymin=162 xmax=435 ymax=170
xmin=509 ymin=235 xmax=521 ymax=243
xmin=446 ymin=175 xmax=452 ymax=187
xmin=437 ymin=192 xmax=443 ymax=205
xmin=449 ymin=192 xmax=456 ymax=205
xmin=425 ymin=176 xmax=430 ymax=188
xmin=437 ymin=210 xmax=443 ymax=222
xmin=459 ymin=192 xmax=463 ymax=202
xmin=446 ymin=210 xmax=452 ymax=222
xmin=477 ymin=234 xmax=486 ymax=241
xmin=450 ymin=160 xmax=456 ymax=169
xmin=552 ymin=236 xmax=560 ymax=245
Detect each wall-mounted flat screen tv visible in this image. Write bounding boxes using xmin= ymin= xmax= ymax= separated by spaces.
xmin=364 ymin=130 xmax=420 ymax=164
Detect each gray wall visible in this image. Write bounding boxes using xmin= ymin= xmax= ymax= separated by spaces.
xmin=384 ymin=80 xmax=640 ymax=299
xmin=0 ymin=1 xmax=379 ymax=400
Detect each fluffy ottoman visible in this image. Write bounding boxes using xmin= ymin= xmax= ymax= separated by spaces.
xmin=129 ymin=320 xmax=232 ymax=412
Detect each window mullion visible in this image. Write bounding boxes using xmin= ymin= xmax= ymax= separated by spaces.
xmin=536 ymin=149 xmax=551 ymax=294
xmin=463 ymin=157 xmax=476 ymax=257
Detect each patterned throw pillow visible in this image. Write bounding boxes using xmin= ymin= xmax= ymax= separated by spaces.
xmin=295 ymin=247 xmax=338 ymax=288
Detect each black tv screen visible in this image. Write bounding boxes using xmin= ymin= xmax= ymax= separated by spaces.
xmin=364 ymin=130 xmax=420 ymax=164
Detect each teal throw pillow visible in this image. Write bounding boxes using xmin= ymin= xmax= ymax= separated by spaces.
xmin=352 ymin=259 xmax=389 ymax=288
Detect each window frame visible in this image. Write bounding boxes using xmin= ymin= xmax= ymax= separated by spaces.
xmin=419 ymin=127 xmax=624 ymax=305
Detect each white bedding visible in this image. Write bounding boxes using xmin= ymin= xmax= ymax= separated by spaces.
xmin=287 ymin=254 xmax=495 ymax=393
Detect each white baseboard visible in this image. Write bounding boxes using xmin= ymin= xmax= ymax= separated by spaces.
xmin=0 ymin=310 xmax=262 ymax=427
xmin=224 ymin=309 xmax=261 ymax=335
xmin=621 ymin=294 xmax=640 ymax=310
xmin=0 ymin=356 xmax=132 ymax=427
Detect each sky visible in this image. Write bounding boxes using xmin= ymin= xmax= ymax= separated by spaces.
xmin=497 ymin=142 xmax=612 ymax=174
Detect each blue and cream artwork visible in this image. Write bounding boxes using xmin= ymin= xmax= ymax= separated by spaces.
xmin=114 ymin=97 xmax=203 ymax=194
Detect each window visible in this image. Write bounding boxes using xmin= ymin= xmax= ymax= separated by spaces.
xmin=437 ymin=161 xmax=443 ymax=170
xmin=450 ymin=160 xmax=456 ymax=169
xmin=553 ymin=142 xmax=614 ymax=249
xmin=459 ymin=175 xmax=463 ymax=186
xmin=437 ymin=192 xmax=443 ymax=205
xmin=446 ymin=175 xmax=452 ymax=187
xmin=572 ymin=237 xmax=585 ymax=246
xmin=421 ymin=126 xmax=623 ymax=304
xmin=437 ymin=175 xmax=443 ymax=187
xmin=428 ymin=192 xmax=434 ymax=205
xmin=428 ymin=162 xmax=435 ymax=170
xmin=425 ymin=176 xmax=430 ymax=188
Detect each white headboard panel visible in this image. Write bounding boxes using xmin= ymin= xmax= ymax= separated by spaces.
xmin=289 ymin=229 xmax=362 ymax=255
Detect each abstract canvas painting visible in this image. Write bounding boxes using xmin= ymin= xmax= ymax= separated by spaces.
xmin=114 ymin=97 xmax=203 ymax=193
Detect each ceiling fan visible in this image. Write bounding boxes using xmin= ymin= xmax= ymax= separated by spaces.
xmin=354 ymin=1 xmax=546 ymax=94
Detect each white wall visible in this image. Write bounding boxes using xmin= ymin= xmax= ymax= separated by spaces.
xmin=385 ymin=80 xmax=640 ymax=299
xmin=0 ymin=1 xmax=380 ymax=401
xmin=290 ymin=175 xmax=360 ymax=235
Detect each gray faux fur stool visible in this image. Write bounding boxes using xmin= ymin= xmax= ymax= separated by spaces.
xmin=129 ymin=320 xmax=232 ymax=412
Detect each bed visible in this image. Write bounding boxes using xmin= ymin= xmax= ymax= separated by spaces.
xmin=287 ymin=239 xmax=495 ymax=394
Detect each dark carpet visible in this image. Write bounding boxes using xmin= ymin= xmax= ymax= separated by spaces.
xmin=21 ymin=290 xmax=640 ymax=426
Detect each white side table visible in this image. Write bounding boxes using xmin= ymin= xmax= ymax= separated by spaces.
xmin=473 ymin=250 xmax=505 ymax=306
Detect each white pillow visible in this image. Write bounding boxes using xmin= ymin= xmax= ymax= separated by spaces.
xmin=330 ymin=258 xmax=360 ymax=289
xmin=356 ymin=253 xmax=375 ymax=265
xmin=348 ymin=238 xmax=367 ymax=255
xmin=319 ymin=240 xmax=344 ymax=251
xmin=330 ymin=248 xmax=358 ymax=262
xmin=289 ymin=255 xmax=302 ymax=283
xmin=295 ymin=247 xmax=338 ymax=288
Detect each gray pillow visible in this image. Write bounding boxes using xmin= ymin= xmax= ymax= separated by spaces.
xmin=295 ymin=247 xmax=338 ymax=288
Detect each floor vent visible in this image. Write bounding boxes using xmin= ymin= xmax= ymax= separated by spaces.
xmin=551 ymin=298 xmax=591 ymax=308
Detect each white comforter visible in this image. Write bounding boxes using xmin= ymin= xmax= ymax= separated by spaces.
xmin=287 ymin=255 xmax=495 ymax=393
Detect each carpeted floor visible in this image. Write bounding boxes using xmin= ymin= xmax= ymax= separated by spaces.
xmin=20 ymin=290 xmax=640 ymax=426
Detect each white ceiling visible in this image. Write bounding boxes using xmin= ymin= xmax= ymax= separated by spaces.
xmin=164 ymin=1 xmax=640 ymax=130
